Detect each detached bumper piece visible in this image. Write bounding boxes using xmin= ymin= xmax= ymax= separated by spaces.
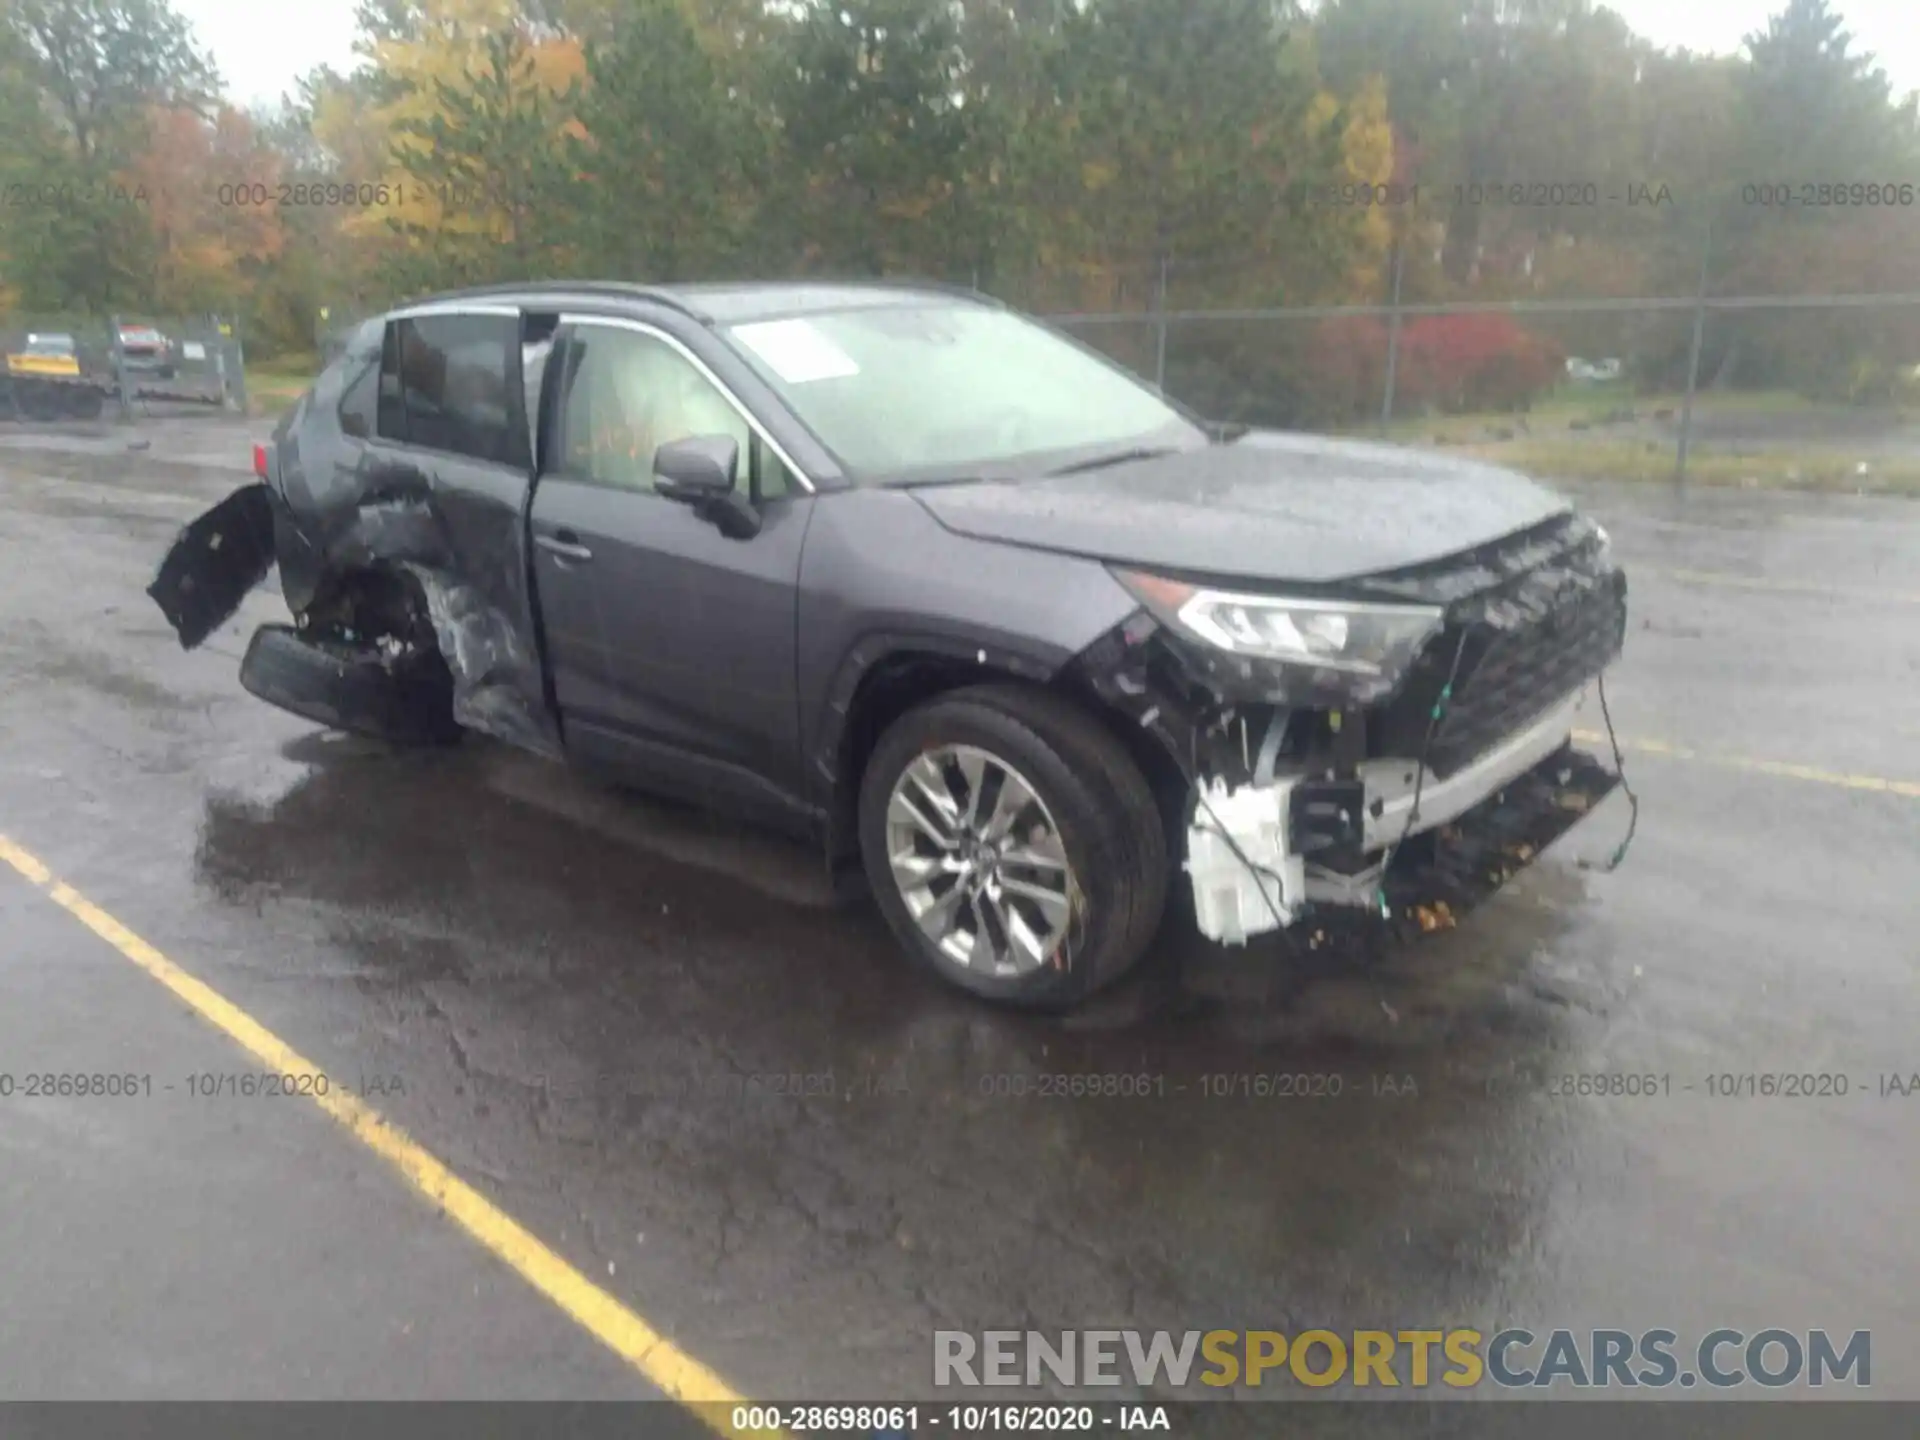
xmin=1187 ymin=744 xmax=1620 ymax=947
xmin=239 ymin=623 xmax=461 ymax=747
xmin=1343 ymin=744 xmax=1618 ymax=942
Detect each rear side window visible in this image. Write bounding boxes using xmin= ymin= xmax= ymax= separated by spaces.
xmin=375 ymin=312 xmax=529 ymax=467
xmin=336 ymin=319 xmax=382 ymax=439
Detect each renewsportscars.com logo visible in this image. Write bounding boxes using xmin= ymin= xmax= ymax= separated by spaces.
xmin=933 ymin=1328 xmax=1872 ymax=1390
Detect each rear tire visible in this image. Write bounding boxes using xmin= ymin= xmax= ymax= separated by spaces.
xmin=857 ymin=683 xmax=1167 ymax=1009
xmin=240 ymin=623 xmax=461 ymax=747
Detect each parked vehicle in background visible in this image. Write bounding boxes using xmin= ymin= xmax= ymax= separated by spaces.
xmin=9 ymin=332 xmax=82 ymax=376
xmin=117 ymin=324 xmax=175 ymax=379
xmin=2 ymin=331 xmax=104 ymax=418
xmin=149 ymin=281 xmax=1629 ymax=1010
xmin=1565 ymin=357 xmax=1624 ymax=383
xmin=22 ymin=332 xmax=79 ymax=359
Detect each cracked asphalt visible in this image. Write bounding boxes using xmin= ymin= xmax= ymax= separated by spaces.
xmin=0 ymin=412 xmax=1915 ymax=1407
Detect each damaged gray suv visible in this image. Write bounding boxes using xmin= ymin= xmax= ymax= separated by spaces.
xmin=151 ymin=281 xmax=1627 ymax=1009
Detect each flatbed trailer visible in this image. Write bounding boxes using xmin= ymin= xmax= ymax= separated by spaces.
xmin=1 ymin=354 xmax=110 ymax=420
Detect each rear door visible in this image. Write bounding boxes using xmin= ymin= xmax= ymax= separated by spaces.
xmin=528 ymin=313 xmax=816 ymax=829
xmin=366 ymin=305 xmax=554 ymax=749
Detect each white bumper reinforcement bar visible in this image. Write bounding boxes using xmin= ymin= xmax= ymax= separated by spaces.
xmin=1185 ymin=687 xmax=1588 ymax=944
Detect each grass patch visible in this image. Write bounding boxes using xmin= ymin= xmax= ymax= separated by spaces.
xmin=1450 ymin=439 xmax=1920 ymax=494
xmin=248 ymin=349 xmax=320 ymax=376
xmin=1374 ymin=387 xmax=1831 ymax=446
xmin=245 ymin=352 xmax=318 ymax=415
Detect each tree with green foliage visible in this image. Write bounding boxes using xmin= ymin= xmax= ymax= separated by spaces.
xmin=6 ymin=0 xmax=217 ymax=157
xmin=567 ymin=0 xmax=770 ymax=282
xmin=769 ymin=0 xmax=988 ymax=281
xmin=1066 ymin=0 xmax=1356 ymax=303
xmin=1704 ymin=0 xmax=1920 ymax=390
xmin=384 ymin=26 xmax=584 ymax=290
xmin=0 ymin=0 xmax=216 ymax=311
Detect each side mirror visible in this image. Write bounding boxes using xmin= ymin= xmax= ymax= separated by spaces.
xmin=652 ymin=434 xmax=760 ymax=539
xmin=653 ymin=434 xmax=738 ymax=502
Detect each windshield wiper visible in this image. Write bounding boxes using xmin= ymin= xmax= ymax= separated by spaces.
xmin=1044 ymin=445 xmax=1179 ymax=477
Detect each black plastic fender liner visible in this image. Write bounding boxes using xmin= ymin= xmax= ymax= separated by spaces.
xmin=147 ymin=482 xmax=278 ymax=648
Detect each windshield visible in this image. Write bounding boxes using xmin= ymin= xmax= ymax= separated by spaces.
xmin=722 ymin=302 xmax=1203 ymax=482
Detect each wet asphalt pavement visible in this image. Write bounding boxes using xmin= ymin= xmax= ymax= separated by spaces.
xmin=0 ymin=414 xmax=1915 ymax=1405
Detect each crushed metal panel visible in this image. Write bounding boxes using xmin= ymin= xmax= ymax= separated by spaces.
xmin=148 ymin=457 xmax=560 ymax=756
xmin=399 ymin=560 xmax=559 ymax=756
xmin=281 ymin=454 xmax=558 ymax=755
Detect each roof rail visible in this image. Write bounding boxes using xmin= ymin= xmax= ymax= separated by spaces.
xmin=762 ymin=274 xmax=1002 ymax=307
xmin=391 ymin=275 xmax=1003 ymax=322
xmin=395 ymin=279 xmax=705 ymax=318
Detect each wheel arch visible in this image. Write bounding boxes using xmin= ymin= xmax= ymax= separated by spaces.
xmin=816 ymin=636 xmax=1062 ymax=865
xmin=816 ymin=631 xmax=1183 ymax=866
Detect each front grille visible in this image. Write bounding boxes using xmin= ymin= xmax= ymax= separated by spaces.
xmin=1368 ymin=522 xmax=1626 ymax=778
xmin=1423 ymin=574 xmax=1625 ymax=775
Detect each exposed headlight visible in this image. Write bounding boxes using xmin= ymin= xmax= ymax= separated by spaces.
xmin=1113 ymin=569 xmax=1444 ymax=678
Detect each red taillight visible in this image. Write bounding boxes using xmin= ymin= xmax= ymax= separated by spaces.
xmin=252 ymin=443 xmax=268 ymax=478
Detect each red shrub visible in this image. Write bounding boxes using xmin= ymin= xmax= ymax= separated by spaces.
xmin=1305 ymin=315 xmax=1392 ymax=421
xmin=1295 ymin=312 xmax=1562 ymax=422
xmin=1397 ymin=314 xmax=1563 ymax=413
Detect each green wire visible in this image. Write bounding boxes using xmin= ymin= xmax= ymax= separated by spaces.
xmin=1374 ymin=679 xmax=1459 ymax=925
xmin=1376 ymin=682 xmax=1454 ymax=918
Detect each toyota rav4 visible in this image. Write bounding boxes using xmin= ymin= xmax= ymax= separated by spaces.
xmin=150 ymin=281 xmax=1628 ymax=1009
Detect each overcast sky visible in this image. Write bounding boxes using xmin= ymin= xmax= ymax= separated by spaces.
xmin=175 ymin=0 xmax=1920 ymax=113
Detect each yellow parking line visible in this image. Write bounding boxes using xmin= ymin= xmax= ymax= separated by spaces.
xmin=0 ymin=831 xmax=760 ymax=1435
xmin=1573 ymin=732 xmax=1920 ymax=799
xmin=1656 ymin=567 xmax=1920 ymax=606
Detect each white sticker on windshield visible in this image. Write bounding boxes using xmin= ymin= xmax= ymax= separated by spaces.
xmin=731 ymin=319 xmax=860 ymax=384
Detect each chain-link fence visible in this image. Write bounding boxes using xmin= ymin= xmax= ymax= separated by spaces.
xmin=1 ymin=311 xmax=249 ymax=423
xmin=298 ymin=252 xmax=1920 ymax=491
xmin=1043 ymin=287 xmax=1920 ymax=489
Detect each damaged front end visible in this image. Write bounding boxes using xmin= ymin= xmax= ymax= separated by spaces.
xmin=1071 ymin=511 xmax=1629 ymax=944
xmin=147 ymin=430 xmax=559 ymax=756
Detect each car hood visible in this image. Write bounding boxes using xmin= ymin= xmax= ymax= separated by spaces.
xmin=908 ymin=431 xmax=1573 ymax=585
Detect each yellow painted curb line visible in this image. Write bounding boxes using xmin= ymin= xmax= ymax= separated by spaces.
xmin=1573 ymin=733 xmax=1920 ymax=800
xmin=0 ymin=832 xmax=772 ymax=1436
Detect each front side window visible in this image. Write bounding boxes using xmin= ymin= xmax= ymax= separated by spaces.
xmin=722 ymin=302 xmax=1202 ymax=482
xmin=375 ymin=312 xmax=528 ymax=467
xmin=557 ymin=324 xmax=792 ymax=498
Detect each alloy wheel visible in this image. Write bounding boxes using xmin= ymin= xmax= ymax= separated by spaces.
xmin=883 ymin=744 xmax=1081 ymax=976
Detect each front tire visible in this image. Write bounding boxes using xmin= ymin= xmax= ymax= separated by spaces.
xmin=857 ymin=684 xmax=1167 ymax=1009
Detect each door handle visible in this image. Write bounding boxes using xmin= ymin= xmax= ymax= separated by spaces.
xmin=536 ymin=531 xmax=593 ymax=563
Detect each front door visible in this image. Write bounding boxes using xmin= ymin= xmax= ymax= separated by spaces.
xmin=528 ymin=317 xmax=815 ymax=828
